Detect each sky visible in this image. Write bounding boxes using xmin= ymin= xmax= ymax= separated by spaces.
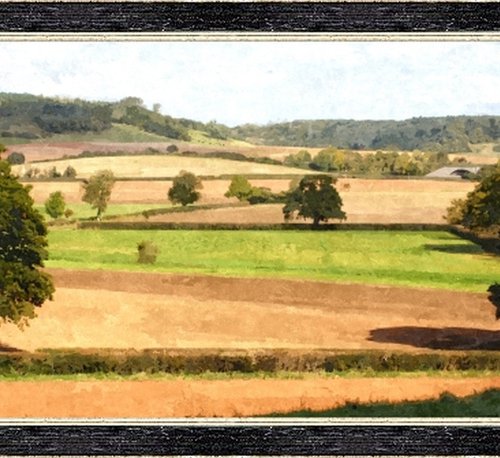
xmin=1 ymin=40 xmax=499 ymax=126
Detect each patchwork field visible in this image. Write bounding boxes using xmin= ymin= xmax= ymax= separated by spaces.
xmin=8 ymin=140 xmax=323 ymax=163
xmin=26 ymin=177 xmax=475 ymax=224
xmin=13 ymin=155 xmax=312 ymax=179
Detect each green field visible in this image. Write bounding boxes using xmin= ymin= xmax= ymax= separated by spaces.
xmin=46 ymin=229 xmax=500 ymax=292
xmin=37 ymin=203 xmax=170 ymax=220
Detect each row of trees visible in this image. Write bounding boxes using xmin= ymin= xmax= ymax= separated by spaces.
xmin=284 ymin=148 xmax=457 ymax=177
xmin=230 ymin=116 xmax=500 ymax=152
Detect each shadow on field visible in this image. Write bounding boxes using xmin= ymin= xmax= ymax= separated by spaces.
xmin=0 ymin=342 xmax=21 ymax=353
xmin=488 ymin=283 xmax=500 ymax=320
xmin=423 ymin=243 xmax=484 ymax=255
xmin=368 ymin=326 xmax=500 ymax=350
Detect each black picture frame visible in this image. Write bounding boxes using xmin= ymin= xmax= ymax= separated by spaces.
xmin=0 ymin=2 xmax=498 ymax=456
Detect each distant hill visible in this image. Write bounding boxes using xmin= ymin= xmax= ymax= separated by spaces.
xmin=1 ymin=92 xmax=500 ymax=153
xmin=0 ymin=93 xmax=231 ymax=144
xmin=229 ymin=117 xmax=500 ymax=153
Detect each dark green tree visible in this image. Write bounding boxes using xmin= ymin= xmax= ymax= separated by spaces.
xmin=81 ymin=170 xmax=116 ymax=219
xmin=457 ymin=163 xmax=500 ymax=232
xmin=283 ymin=174 xmax=346 ymax=226
xmin=168 ymin=171 xmax=202 ymax=206
xmin=44 ymin=191 xmax=66 ymax=219
xmin=6 ymin=152 xmax=25 ymax=165
xmin=0 ymin=160 xmax=54 ymax=326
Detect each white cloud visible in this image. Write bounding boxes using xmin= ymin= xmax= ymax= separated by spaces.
xmin=0 ymin=40 xmax=499 ymax=125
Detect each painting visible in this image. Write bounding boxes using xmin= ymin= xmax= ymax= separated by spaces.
xmin=0 ymin=3 xmax=498 ymax=455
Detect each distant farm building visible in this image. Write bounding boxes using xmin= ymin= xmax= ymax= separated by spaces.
xmin=426 ymin=166 xmax=481 ymax=179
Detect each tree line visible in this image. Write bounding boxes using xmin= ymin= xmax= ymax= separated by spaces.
xmin=230 ymin=116 xmax=500 ymax=152
xmin=2 ymin=93 xmax=500 ymax=153
xmin=284 ymin=148 xmax=464 ymax=177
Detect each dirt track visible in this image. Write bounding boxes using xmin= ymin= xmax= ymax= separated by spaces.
xmin=2 ymin=269 xmax=498 ymax=352
xmin=0 ymin=376 xmax=498 ymax=417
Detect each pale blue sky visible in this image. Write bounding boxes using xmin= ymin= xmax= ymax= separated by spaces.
xmin=1 ymin=40 xmax=499 ymax=126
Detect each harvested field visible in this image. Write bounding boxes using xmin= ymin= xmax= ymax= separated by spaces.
xmin=13 ymin=155 xmax=311 ymax=179
xmin=1 ymin=269 xmax=498 ymax=352
xmin=0 ymin=376 xmax=498 ymax=417
xmin=25 ymin=178 xmax=474 ymax=224
xmin=26 ymin=179 xmax=290 ymax=205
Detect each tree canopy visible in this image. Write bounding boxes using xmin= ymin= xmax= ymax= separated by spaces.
xmin=0 ymin=160 xmax=54 ymax=326
xmin=168 ymin=171 xmax=202 ymax=206
xmin=225 ymin=175 xmax=253 ymax=201
xmin=81 ymin=170 xmax=116 ymax=219
xmin=283 ymin=174 xmax=346 ymax=226
xmin=449 ymin=163 xmax=500 ymax=233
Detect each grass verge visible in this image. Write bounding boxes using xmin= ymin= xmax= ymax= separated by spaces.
xmin=267 ymin=388 xmax=500 ymax=417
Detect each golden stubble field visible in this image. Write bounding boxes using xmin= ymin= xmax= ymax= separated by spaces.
xmin=26 ymin=177 xmax=475 ymax=224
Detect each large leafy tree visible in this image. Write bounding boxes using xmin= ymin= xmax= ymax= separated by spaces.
xmin=168 ymin=171 xmax=202 ymax=206
xmin=0 ymin=160 xmax=54 ymax=326
xmin=82 ymin=170 xmax=116 ymax=219
xmin=283 ymin=174 xmax=346 ymax=226
xmin=450 ymin=163 xmax=500 ymax=234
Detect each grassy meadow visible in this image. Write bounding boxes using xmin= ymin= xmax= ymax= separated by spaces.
xmin=46 ymin=229 xmax=500 ymax=292
xmin=36 ymin=203 xmax=170 ymax=220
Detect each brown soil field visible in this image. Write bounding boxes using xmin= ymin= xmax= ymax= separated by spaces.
xmin=26 ymin=178 xmax=474 ymax=223
xmin=0 ymin=376 xmax=498 ymax=417
xmin=2 ymin=269 xmax=498 ymax=353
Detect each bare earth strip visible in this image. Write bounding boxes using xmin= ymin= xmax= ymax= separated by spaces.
xmin=2 ymin=269 xmax=498 ymax=352
xmin=0 ymin=377 xmax=498 ymax=417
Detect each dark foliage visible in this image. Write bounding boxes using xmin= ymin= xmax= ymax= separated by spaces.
xmin=0 ymin=160 xmax=54 ymax=326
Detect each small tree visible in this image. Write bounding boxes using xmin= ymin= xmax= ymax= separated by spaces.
xmin=166 ymin=144 xmax=178 ymax=154
xmin=63 ymin=165 xmax=77 ymax=178
xmin=0 ymin=160 xmax=54 ymax=326
xmin=225 ymin=175 xmax=253 ymax=201
xmin=137 ymin=240 xmax=159 ymax=264
xmin=44 ymin=191 xmax=66 ymax=219
xmin=283 ymin=174 xmax=346 ymax=226
xmin=6 ymin=152 xmax=25 ymax=165
xmin=168 ymin=171 xmax=202 ymax=206
xmin=82 ymin=170 xmax=116 ymax=219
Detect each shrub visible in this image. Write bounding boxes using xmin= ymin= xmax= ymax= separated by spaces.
xmin=63 ymin=165 xmax=77 ymax=178
xmin=137 ymin=240 xmax=159 ymax=264
xmin=6 ymin=152 xmax=25 ymax=165
xmin=64 ymin=208 xmax=74 ymax=219
xmin=44 ymin=191 xmax=66 ymax=219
